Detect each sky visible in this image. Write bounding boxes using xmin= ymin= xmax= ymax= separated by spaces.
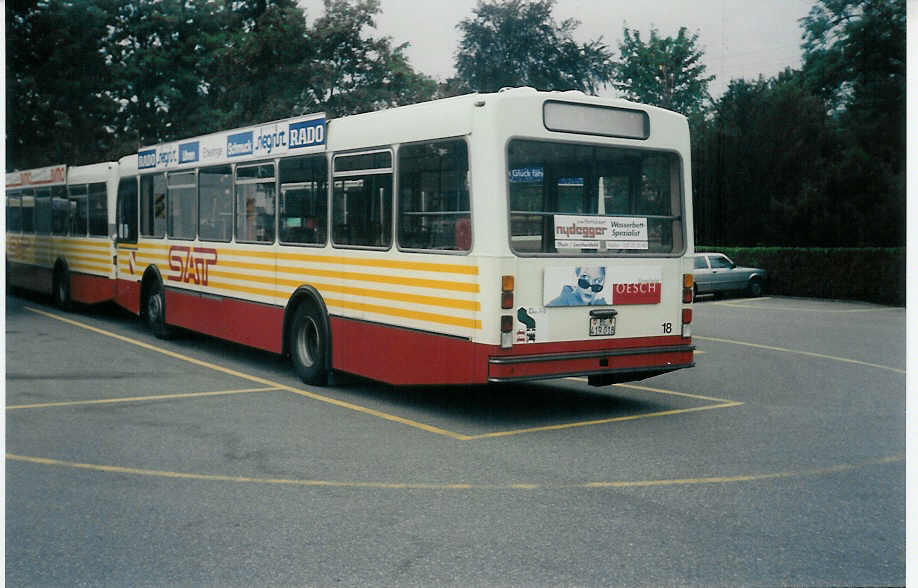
xmin=298 ymin=0 xmax=816 ymax=99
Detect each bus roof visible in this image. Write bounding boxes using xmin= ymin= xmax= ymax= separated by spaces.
xmin=6 ymin=164 xmax=67 ymax=189
xmin=67 ymin=162 xmax=118 ymax=185
xmin=130 ymin=88 xmax=689 ymax=174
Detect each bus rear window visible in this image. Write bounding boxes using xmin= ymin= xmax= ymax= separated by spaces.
xmin=508 ymin=140 xmax=684 ymax=256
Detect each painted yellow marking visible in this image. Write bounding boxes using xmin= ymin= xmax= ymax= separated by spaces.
xmin=5 ymin=453 xmax=902 ymax=490
xmin=471 ymin=382 xmax=742 ymax=440
xmin=7 ymin=387 xmax=281 ymax=410
xmin=24 ymin=306 xmax=473 ymax=441
xmin=712 ymin=298 xmax=896 ymax=313
xmin=695 ymin=335 xmax=905 ymax=374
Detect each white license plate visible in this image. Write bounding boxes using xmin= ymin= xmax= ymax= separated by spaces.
xmin=589 ymin=317 xmax=616 ymax=336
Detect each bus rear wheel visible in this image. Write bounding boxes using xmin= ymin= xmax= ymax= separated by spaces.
xmin=289 ymin=303 xmax=329 ymax=386
xmin=145 ymin=281 xmax=173 ymax=339
xmin=53 ymin=267 xmax=72 ymax=310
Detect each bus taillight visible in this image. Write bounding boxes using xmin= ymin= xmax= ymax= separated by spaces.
xmin=501 ymin=275 xmax=514 ymax=309
xmin=683 ymin=273 xmax=694 ymax=303
xmin=500 ymin=315 xmax=514 ymax=349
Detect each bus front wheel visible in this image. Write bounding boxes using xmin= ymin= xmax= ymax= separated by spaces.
xmin=289 ymin=303 xmax=329 ymax=386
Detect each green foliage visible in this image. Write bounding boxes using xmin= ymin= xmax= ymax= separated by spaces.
xmin=614 ymin=26 xmax=714 ymax=117
xmin=6 ymin=0 xmax=119 ymax=167
xmin=304 ymin=0 xmax=437 ymax=117
xmin=693 ymin=0 xmax=905 ymax=248
xmin=5 ymin=0 xmax=437 ymax=168
xmin=453 ymin=0 xmax=614 ymax=94
xmin=697 ymin=247 xmax=905 ymax=305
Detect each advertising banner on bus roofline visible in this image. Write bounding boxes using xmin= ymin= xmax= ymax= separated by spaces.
xmin=138 ymin=113 xmax=326 ymax=172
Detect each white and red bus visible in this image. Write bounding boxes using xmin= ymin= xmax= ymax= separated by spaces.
xmin=105 ymin=88 xmax=694 ymax=386
xmin=6 ymin=162 xmax=119 ymax=307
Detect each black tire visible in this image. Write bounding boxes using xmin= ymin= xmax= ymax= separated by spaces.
xmin=53 ymin=267 xmax=72 ymax=310
xmin=145 ymin=280 xmax=173 ymax=339
xmin=289 ymin=302 xmax=329 ymax=386
xmin=747 ymin=278 xmax=763 ymax=297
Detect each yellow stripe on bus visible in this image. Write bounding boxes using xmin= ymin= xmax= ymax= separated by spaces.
xmin=326 ymin=298 xmax=482 ymax=330
xmin=126 ymin=242 xmax=478 ymax=275
xmin=164 ymin=278 xmax=480 ymax=330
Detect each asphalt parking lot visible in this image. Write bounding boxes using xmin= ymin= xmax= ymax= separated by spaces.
xmin=5 ymin=292 xmax=906 ymax=586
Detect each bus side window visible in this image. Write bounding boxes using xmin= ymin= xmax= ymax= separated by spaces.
xmin=140 ymin=173 xmax=167 ymax=238
xmin=52 ymin=186 xmax=69 ymax=235
xmin=397 ymin=139 xmax=470 ymax=251
xmin=117 ymin=176 xmax=138 ymax=243
xmin=332 ymin=151 xmax=392 ymax=249
xmin=21 ymin=189 xmax=35 ymax=234
xmin=167 ymin=171 xmax=197 ymax=240
xmin=198 ymin=165 xmax=232 ymax=242
xmin=34 ymin=187 xmax=52 ymax=234
xmin=88 ymin=182 xmax=108 ymax=236
xmin=68 ymin=184 xmax=89 ymax=236
xmin=7 ymin=192 xmax=22 ymax=232
xmin=279 ymin=155 xmax=327 ymax=246
xmin=235 ymin=163 xmax=276 ymax=244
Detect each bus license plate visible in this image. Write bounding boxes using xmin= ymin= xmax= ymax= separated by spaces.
xmin=589 ymin=316 xmax=615 ymax=336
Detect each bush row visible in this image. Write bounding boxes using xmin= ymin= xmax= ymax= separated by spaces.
xmin=695 ymin=247 xmax=906 ymax=306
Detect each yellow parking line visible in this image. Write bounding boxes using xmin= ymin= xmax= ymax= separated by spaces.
xmin=24 ymin=306 xmax=472 ymax=441
xmin=712 ymin=299 xmax=896 ymax=313
xmin=464 ymin=401 xmax=743 ymax=440
xmin=695 ymin=335 xmax=905 ymax=374
xmin=6 ymin=453 xmax=901 ymax=490
xmin=7 ymin=387 xmax=282 ymax=411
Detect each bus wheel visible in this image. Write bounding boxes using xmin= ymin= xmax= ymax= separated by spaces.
xmin=53 ymin=267 xmax=72 ymax=310
xmin=145 ymin=281 xmax=173 ymax=339
xmin=289 ymin=303 xmax=329 ymax=386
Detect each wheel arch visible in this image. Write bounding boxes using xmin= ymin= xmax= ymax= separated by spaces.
xmin=283 ymin=285 xmax=332 ymax=371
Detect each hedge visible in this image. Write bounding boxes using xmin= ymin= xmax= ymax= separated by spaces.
xmin=695 ymin=247 xmax=906 ymax=306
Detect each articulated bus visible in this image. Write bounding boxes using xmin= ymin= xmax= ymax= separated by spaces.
xmin=27 ymin=87 xmax=694 ymax=387
xmin=6 ymin=162 xmax=119 ymax=307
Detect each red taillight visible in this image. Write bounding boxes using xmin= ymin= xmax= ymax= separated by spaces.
xmin=682 ymin=308 xmax=693 ymax=324
xmin=501 ymin=315 xmax=513 ymax=333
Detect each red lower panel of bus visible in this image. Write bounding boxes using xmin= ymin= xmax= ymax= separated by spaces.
xmin=115 ymin=279 xmax=141 ymax=314
xmin=164 ymin=288 xmax=285 ymax=353
xmin=485 ymin=336 xmax=694 ymax=382
xmin=9 ymin=263 xmax=113 ymax=305
xmin=330 ymin=317 xmax=692 ymax=386
xmin=330 ymin=317 xmax=491 ymax=385
xmin=71 ymin=273 xmax=116 ymax=305
xmin=8 ymin=263 xmax=52 ymax=294
xmin=133 ymin=288 xmax=692 ymax=386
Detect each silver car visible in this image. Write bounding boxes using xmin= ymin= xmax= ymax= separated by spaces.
xmin=691 ymin=253 xmax=766 ymax=298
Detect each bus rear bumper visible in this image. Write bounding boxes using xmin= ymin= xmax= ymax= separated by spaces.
xmin=487 ymin=342 xmax=695 ymax=384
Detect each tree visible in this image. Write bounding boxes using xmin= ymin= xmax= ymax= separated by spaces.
xmin=693 ymin=70 xmax=837 ymax=246
xmin=800 ymin=0 xmax=905 ymax=246
xmin=303 ymin=0 xmax=437 ymax=117
xmin=6 ymin=0 xmax=119 ymax=168
xmin=613 ymin=26 xmax=714 ymax=117
xmin=454 ymin=0 xmax=614 ymax=94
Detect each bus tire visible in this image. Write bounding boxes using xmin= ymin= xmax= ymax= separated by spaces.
xmin=52 ymin=265 xmax=72 ymax=310
xmin=289 ymin=302 xmax=329 ymax=386
xmin=144 ymin=280 xmax=173 ymax=339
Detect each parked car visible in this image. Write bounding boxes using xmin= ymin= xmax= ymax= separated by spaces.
xmin=691 ymin=253 xmax=766 ymax=298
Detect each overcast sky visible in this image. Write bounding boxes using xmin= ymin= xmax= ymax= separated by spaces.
xmin=299 ymin=0 xmax=816 ymax=98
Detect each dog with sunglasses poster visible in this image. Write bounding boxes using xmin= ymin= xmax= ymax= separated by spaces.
xmin=547 ymin=266 xmax=608 ymax=307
